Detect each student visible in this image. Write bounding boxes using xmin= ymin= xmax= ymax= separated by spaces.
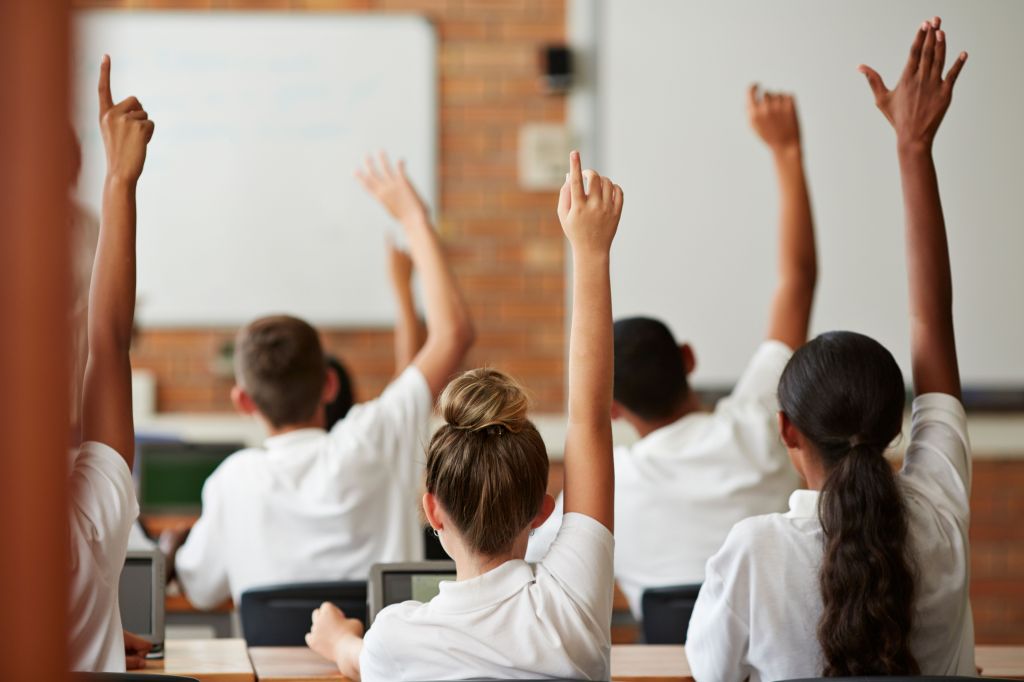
xmin=160 ymin=155 xmax=474 ymax=609
xmin=70 ymin=55 xmax=154 ymax=671
xmin=305 ymin=151 xmax=623 ymax=681
xmin=686 ymin=17 xmax=972 ymax=681
xmin=527 ymin=86 xmax=817 ymax=619
xmin=324 ymin=241 xmax=422 ymax=430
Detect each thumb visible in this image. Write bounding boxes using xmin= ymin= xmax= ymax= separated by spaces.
xmin=557 ymin=177 xmax=571 ymax=219
xmin=857 ymin=65 xmax=889 ymax=100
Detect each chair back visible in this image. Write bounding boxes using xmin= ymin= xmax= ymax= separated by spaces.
xmin=240 ymin=580 xmax=367 ymax=646
xmin=640 ymin=583 xmax=702 ymax=644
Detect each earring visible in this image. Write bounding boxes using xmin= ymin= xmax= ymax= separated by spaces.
xmin=530 ymin=529 xmax=536 ymax=537
xmin=432 ymin=528 xmax=441 ymax=537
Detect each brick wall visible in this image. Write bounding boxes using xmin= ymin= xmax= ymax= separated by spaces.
xmin=74 ymin=0 xmax=568 ymax=412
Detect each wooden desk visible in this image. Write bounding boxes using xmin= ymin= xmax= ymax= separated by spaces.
xmin=248 ymin=644 xmax=1024 ymax=681
xmin=139 ymin=639 xmax=254 ymax=682
xmin=247 ymin=645 xmax=690 ymax=682
xmin=978 ymin=645 xmax=1024 ymax=679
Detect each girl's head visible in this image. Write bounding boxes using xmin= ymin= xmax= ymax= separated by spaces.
xmin=777 ymin=331 xmax=918 ymax=677
xmin=424 ymin=368 xmax=554 ymax=559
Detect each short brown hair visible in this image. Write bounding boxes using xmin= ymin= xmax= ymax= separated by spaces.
xmin=425 ymin=368 xmax=549 ymax=556
xmin=235 ymin=315 xmax=327 ymax=429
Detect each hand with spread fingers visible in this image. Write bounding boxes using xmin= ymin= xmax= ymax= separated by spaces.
xmin=859 ymin=16 xmax=967 ymax=150
xmin=356 ymin=152 xmax=429 ymax=227
xmin=747 ymin=85 xmax=801 ymax=154
xmin=98 ymin=55 xmax=155 ymax=184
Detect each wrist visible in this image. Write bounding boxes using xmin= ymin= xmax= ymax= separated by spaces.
xmin=399 ymin=212 xmax=431 ymax=232
xmin=104 ymin=174 xmax=139 ymax=191
xmin=771 ymin=144 xmax=803 ymax=164
xmin=897 ymin=138 xmax=934 ymax=158
xmin=570 ymin=246 xmax=611 ymax=266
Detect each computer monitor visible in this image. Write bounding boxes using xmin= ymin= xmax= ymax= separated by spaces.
xmin=136 ymin=441 xmax=242 ymax=514
xmin=118 ymin=549 xmax=165 ymax=659
xmin=368 ymin=561 xmax=457 ymax=625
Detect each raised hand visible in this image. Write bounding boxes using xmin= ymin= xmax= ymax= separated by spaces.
xmin=748 ymin=85 xmax=801 ymax=153
xmin=356 ymin=152 xmax=429 ymax=226
xmin=98 ymin=55 xmax=154 ymax=184
xmin=859 ymin=17 xmax=967 ymax=150
xmin=557 ymin=151 xmax=623 ymax=256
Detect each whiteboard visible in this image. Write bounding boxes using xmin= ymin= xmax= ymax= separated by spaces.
xmin=598 ymin=0 xmax=1024 ymax=387
xmin=72 ymin=11 xmax=437 ymax=327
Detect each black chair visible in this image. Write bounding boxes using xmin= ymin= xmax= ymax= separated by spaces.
xmin=239 ymin=580 xmax=367 ymax=646
xmin=72 ymin=671 xmax=199 ymax=675
xmin=640 ymin=583 xmax=702 ymax=644
xmin=778 ymin=678 xmax=1018 ymax=682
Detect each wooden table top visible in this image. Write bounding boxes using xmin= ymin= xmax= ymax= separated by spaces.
xmin=247 ymin=643 xmax=1024 ymax=681
xmin=246 ymin=644 xmax=692 ymax=682
xmin=138 ymin=639 xmax=254 ymax=682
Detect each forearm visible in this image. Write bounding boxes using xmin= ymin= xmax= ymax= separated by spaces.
xmin=391 ymin=282 xmax=421 ymax=373
xmin=404 ymin=216 xmax=473 ymax=352
xmin=897 ymin=145 xmax=960 ymax=396
xmin=333 ymin=633 xmax=364 ymax=681
xmin=567 ymin=253 xmax=613 ymax=426
xmin=773 ymin=146 xmax=817 ymax=286
xmin=90 ymin=177 xmax=138 ymax=355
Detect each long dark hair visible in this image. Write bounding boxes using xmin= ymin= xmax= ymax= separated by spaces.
xmin=778 ymin=331 xmax=918 ymax=677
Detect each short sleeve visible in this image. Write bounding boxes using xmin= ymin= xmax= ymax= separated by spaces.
xmin=720 ymin=340 xmax=793 ymax=414
xmin=332 ymin=366 xmax=433 ymax=481
xmin=175 ymin=472 xmax=231 ymax=610
xmin=538 ymin=512 xmax=615 ymax=629
xmin=899 ymin=393 xmax=971 ymax=522
xmin=686 ymin=556 xmax=752 ymax=682
xmin=68 ymin=441 xmax=139 ymax=576
xmin=360 ymin=616 xmax=403 ymax=682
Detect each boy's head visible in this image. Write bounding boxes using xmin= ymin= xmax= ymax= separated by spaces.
xmin=612 ymin=316 xmax=695 ymax=423
xmin=231 ymin=315 xmax=334 ymax=429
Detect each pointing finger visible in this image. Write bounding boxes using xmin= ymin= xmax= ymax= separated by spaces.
xmin=568 ymin=151 xmax=584 ymax=204
xmin=919 ymin=23 xmax=936 ymax=77
xmin=98 ymin=54 xmax=114 ymax=116
xmin=903 ymin=23 xmax=927 ymax=78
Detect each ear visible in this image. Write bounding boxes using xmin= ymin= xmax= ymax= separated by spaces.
xmin=530 ymin=494 xmax=556 ymax=529
xmin=230 ymin=385 xmax=258 ymax=417
xmin=422 ymin=492 xmax=443 ymax=532
xmin=322 ymin=366 xmax=340 ymax=404
xmin=610 ymin=401 xmax=623 ymax=421
xmin=778 ymin=411 xmax=801 ymax=449
xmin=680 ymin=343 xmax=697 ymax=376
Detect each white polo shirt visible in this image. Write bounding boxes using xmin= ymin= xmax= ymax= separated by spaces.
xmin=69 ymin=441 xmax=139 ymax=672
xmin=686 ymin=393 xmax=975 ymax=682
xmin=360 ymin=513 xmax=615 ymax=682
xmin=176 ymin=366 xmax=432 ymax=608
xmin=528 ymin=340 xmax=800 ymax=617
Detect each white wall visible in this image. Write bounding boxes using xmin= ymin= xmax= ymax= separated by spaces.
xmin=597 ymin=0 xmax=1024 ymax=386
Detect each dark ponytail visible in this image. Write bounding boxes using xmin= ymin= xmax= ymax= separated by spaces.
xmin=778 ymin=331 xmax=918 ymax=677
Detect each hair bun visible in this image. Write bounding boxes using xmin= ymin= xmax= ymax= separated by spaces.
xmin=440 ymin=368 xmax=529 ymax=434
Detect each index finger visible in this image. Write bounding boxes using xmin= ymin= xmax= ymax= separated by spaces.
xmin=98 ymin=54 xmax=114 ymax=115
xmin=902 ymin=23 xmax=927 ymax=78
xmin=747 ymin=83 xmax=759 ymax=108
xmin=568 ymin=150 xmax=584 ymax=204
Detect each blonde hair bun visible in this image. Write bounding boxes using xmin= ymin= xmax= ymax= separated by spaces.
xmin=440 ymin=368 xmax=529 ymax=434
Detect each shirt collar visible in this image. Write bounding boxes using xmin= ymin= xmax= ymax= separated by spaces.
xmin=429 ymin=560 xmax=536 ymax=614
xmin=786 ymin=489 xmax=820 ymax=519
xmin=263 ymin=427 xmax=326 ymax=450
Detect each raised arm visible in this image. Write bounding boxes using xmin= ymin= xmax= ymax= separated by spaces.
xmin=748 ymin=85 xmax=818 ymax=350
xmin=386 ymin=240 xmax=425 ymax=375
xmin=558 ymin=151 xmax=623 ymax=532
xmin=81 ymin=56 xmax=154 ymax=464
xmin=860 ymin=17 xmax=966 ymax=398
xmin=357 ymin=155 xmax=474 ymax=398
